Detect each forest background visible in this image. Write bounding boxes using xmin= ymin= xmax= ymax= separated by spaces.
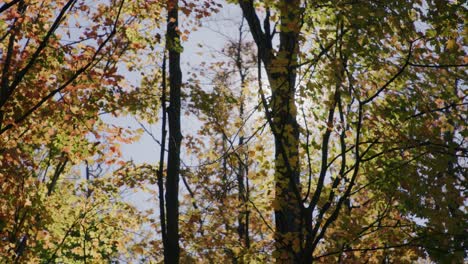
xmin=0 ymin=0 xmax=466 ymax=263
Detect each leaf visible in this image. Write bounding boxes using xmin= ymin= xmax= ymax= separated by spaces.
xmin=446 ymin=39 xmax=457 ymax=50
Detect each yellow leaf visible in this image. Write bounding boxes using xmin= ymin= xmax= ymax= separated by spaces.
xmin=24 ymin=199 xmax=32 ymax=206
xmin=345 ymin=130 xmax=352 ymax=138
xmin=446 ymin=39 xmax=457 ymax=50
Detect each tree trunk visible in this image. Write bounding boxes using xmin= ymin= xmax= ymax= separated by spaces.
xmin=268 ymin=73 xmax=302 ymax=263
xmin=237 ymin=95 xmax=250 ymax=250
xmin=165 ymin=0 xmax=181 ymax=262
xmin=234 ymin=21 xmax=250 ymax=250
xmin=239 ymin=0 xmax=303 ymax=262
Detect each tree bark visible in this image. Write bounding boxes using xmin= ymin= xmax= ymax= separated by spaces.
xmin=165 ymin=0 xmax=182 ymax=262
xmin=239 ymin=0 xmax=303 ymax=262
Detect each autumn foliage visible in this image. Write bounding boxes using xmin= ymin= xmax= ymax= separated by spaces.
xmin=0 ymin=0 xmax=466 ymax=263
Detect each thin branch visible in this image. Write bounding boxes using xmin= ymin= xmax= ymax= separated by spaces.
xmin=311 ymin=103 xmax=363 ymax=250
xmin=301 ymin=107 xmax=313 ymax=203
xmin=409 ymin=62 xmax=468 ymax=68
xmin=361 ymin=42 xmax=414 ymax=105
xmin=0 ymin=0 xmax=21 ymax=14
xmin=307 ymin=91 xmax=337 ymax=211
xmin=409 ymin=102 xmax=467 ymax=119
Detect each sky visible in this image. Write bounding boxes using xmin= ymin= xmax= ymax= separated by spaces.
xmin=116 ymin=2 xmax=244 ymax=165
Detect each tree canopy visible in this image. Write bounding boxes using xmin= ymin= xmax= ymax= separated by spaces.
xmin=0 ymin=0 xmax=466 ymax=263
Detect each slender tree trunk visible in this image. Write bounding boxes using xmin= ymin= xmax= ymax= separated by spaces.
xmin=236 ymin=91 xmax=250 ymax=250
xmin=234 ymin=19 xmax=250 ymax=250
xmin=165 ymin=0 xmax=181 ymax=262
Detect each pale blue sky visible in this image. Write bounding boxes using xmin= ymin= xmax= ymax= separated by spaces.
xmin=116 ymin=2 xmax=245 ymax=165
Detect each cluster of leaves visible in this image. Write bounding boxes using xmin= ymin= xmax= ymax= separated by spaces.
xmin=294 ymin=0 xmax=465 ymax=261
xmin=0 ymin=0 xmax=466 ymax=263
xmin=175 ymin=0 xmax=466 ymax=262
xmin=0 ymin=0 xmax=165 ymax=262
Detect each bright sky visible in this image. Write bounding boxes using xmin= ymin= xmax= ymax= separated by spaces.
xmin=117 ymin=2 xmax=243 ymax=164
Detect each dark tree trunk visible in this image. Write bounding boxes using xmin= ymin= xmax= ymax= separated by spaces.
xmin=165 ymin=0 xmax=182 ymax=262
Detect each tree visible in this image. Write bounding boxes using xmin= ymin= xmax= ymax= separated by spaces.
xmin=236 ymin=1 xmax=304 ymax=262
xmin=157 ymin=0 xmax=182 ymax=263
xmin=234 ymin=0 xmax=466 ymax=262
xmin=0 ymin=0 xmax=164 ymax=262
xmin=185 ymin=19 xmax=268 ymax=262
